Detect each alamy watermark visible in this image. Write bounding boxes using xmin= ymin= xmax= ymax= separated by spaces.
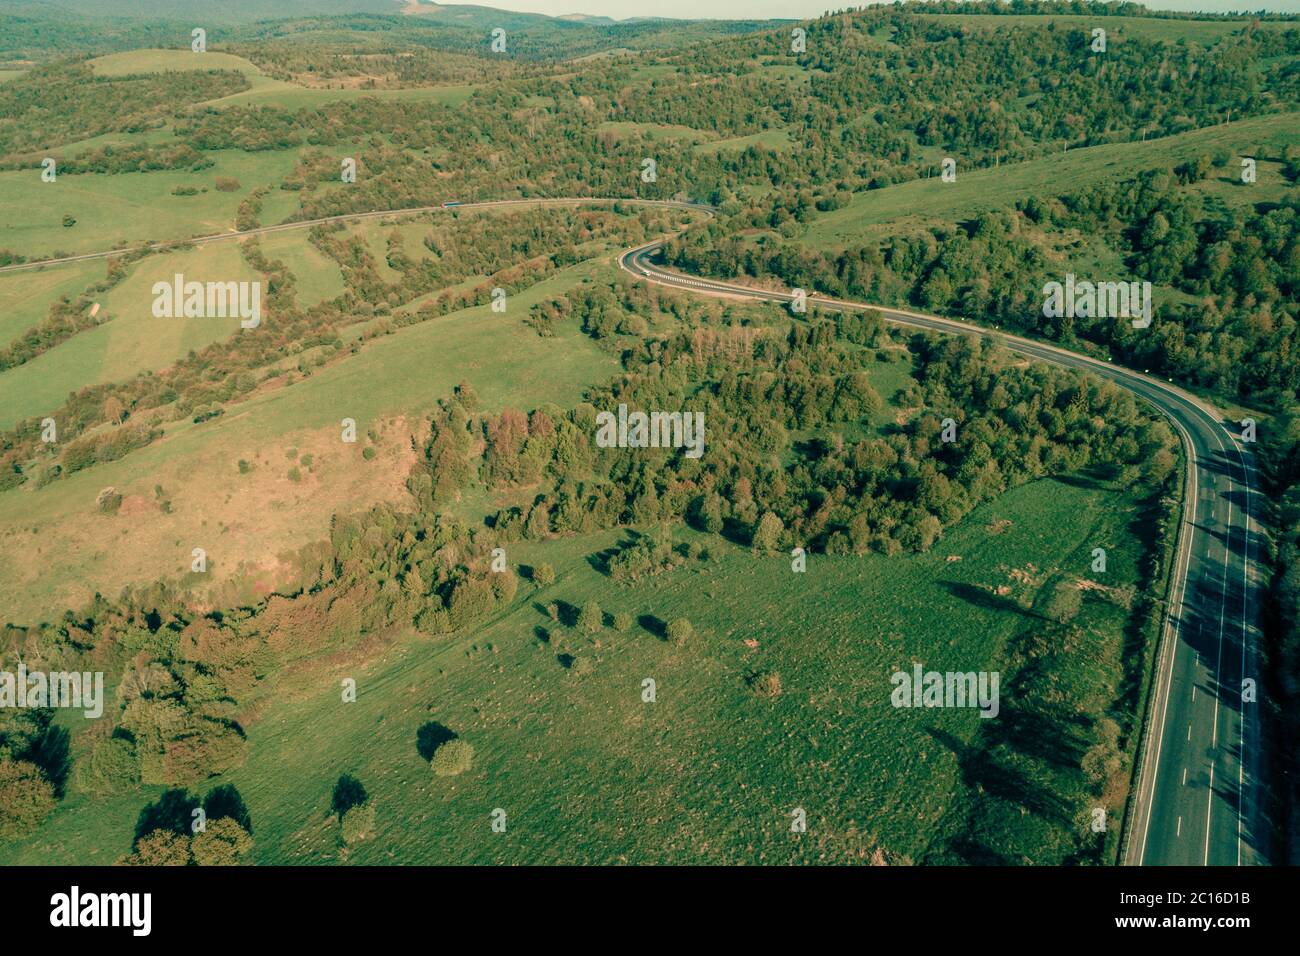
xmin=50 ymin=887 xmax=150 ymax=936
xmin=152 ymin=274 xmax=261 ymax=329
xmin=595 ymin=403 xmax=705 ymax=459
xmin=890 ymin=664 xmax=999 ymax=718
xmin=0 ymin=664 xmax=104 ymax=718
xmin=1043 ymin=274 xmax=1152 ymax=329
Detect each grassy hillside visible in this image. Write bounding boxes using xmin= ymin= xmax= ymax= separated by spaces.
xmin=802 ymin=112 xmax=1299 ymax=248
xmin=0 ymin=472 xmax=1154 ymax=865
xmin=0 ymin=243 xmax=261 ymax=430
xmin=0 ymin=255 xmax=621 ymax=624
xmin=0 ymin=151 xmax=300 ymax=259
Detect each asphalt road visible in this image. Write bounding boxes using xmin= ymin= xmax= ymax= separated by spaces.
xmin=2 ymin=197 xmax=1266 ymax=864
xmin=618 ymin=238 xmax=1267 ymax=866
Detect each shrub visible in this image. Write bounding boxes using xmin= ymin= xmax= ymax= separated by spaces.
xmin=96 ymin=486 xmax=123 ymax=515
xmin=287 ymin=467 xmax=302 ymax=483
xmin=1045 ymin=581 xmax=1084 ymax=623
xmin=214 ymin=177 xmax=241 ymax=192
xmin=666 ymin=618 xmax=693 ymax=646
xmin=533 ymin=563 xmax=556 ymax=586
xmin=752 ymin=511 xmax=784 ymax=553
xmin=0 ymin=758 xmax=55 ymax=839
xmin=491 ymin=570 xmax=518 ymax=604
xmin=613 ymin=612 xmax=633 ymax=632
xmin=340 ymin=801 xmax=376 ymax=845
xmin=578 ymin=600 xmax=602 ymax=634
xmin=362 ymin=446 xmax=377 ymax=461
xmin=76 ymin=736 xmax=140 ymax=795
xmin=571 ymin=655 xmax=595 ymax=677
xmin=238 ymin=459 xmax=251 ymax=474
xmin=430 ymin=739 xmax=474 ymax=777
xmin=120 ymin=829 xmax=190 ymax=865
xmin=750 ymin=670 xmax=783 ymax=698
xmin=191 ymin=817 xmax=254 ymax=866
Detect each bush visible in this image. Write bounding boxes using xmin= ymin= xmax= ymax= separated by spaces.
xmin=76 ymin=736 xmax=140 ymax=795
xmin=666 ymin=618 xmax=693 ymax=646
xmin=533 ymin=563 xmax=556 ymax=586
xmin=120 ymin=829 xmax=190 ymax=865
xmin=214 ymin=177 xmax=241 ymax=192
xmin=752 ymin=511 xmax=784 ymax=553
xmin=613 ymin=612 xmax=633 ymax=632
xmin=578 ymin=600 xmax=602 ymax=634
xmin=340 ymin=801 xmax=376 ymax=846
xmin=191 ymin=818 xmax=254 ymax=866
xmin=96 ymin=486 xmax=123 ymax=515
xmin=287 ymin=467 xmax=302 ymax=483
xmin=749 ymin=670 xmax=783 ymax=698
xmin=238 ymin=459 xmax=251 ymax=474
xmin=1045 ymin=581 xmax=1084 ymax=623
xmin=0 ymin=758 xmax=55 ymax=839
xmin=430 ymin=739 xmax=474 ymax=777
xmin=362 ymin=446 xmax=377 ymax=461
xmin=571 ymin=655 xmax=595 ymax=677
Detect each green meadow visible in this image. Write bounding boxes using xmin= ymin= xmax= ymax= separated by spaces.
xmin=0 ymin=243 xmax=261 ymax=431
xmin=258 ymin=232 xmax=347 ymax=306
xmin=208 ymin=80 xmax=478 ymax=111
xmin=0 ymin=472 xmax=1151 ymax=865
xmin=693 ymin=128 xmax=793 ymax=155
xmin=0 ymin=150 xmax=301 ymax=259
xmin=0 ymin=259 xmax=105 ymax=350
xmin=802 ymin=112 xmax=1299 ymax=248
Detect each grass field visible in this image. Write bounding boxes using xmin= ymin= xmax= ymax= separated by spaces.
xmin=0 ymin=472 xmax=1151 ymax=864
xmin=802 ymin=112 xmax=1299 ymax=248
xmin=693 ymin=128 xmax=793 ymax=155
xmin=206 ymin=79 xmax=477 ymax=110
xmin=0 ymin=259 xmax=104 ymax=350
xmin=0 ymin=243 xmax=262 ymax=431
xmin=88 ymin=49 xmax=264 ymax=78
xmin=0 ymin=149 xmax=300 ymax=259
xmin=85 ymin=48 xmax=478 ymax=110
xmin=258 ymin=231 xmax=347 ymax=306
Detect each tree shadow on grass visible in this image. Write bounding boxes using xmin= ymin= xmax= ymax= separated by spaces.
xmin=637 ymin=614 xmax=666 ymax=640
xmin=416 ymin=722 xmax=458 ymax=761
xmin=36 ymin=725 xmax=72 ymax=799
xmin=133 ymin=789 xmax=199 ymax=845
xmin=134 ymin=783 xmax=254 ymax=844
xmin=330 ymin=774 xmax=368 ymax=821
xmin=940 ymin=580 xmax=1045 ymax=621
xmin=203 ymin=783 xmax=253 ymax=835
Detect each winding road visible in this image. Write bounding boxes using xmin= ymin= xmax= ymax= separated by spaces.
xmin=2 ymin=198 xmax=1268 ymax=864
xmin=619 ymin=236 xmax=1267 ymax=867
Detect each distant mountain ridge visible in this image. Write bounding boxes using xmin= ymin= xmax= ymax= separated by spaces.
xmin=0 ymin=0 xmax=737 ymax=25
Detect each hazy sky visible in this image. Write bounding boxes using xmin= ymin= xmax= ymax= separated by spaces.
xmin=436 ymin=0 xmax=1300 ymax=21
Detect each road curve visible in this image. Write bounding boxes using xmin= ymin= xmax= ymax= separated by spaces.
xmin=618 ymin=239 xmax=1267 ymax=867
xmin=3 ymin=197 xmax=1266 ymax=864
